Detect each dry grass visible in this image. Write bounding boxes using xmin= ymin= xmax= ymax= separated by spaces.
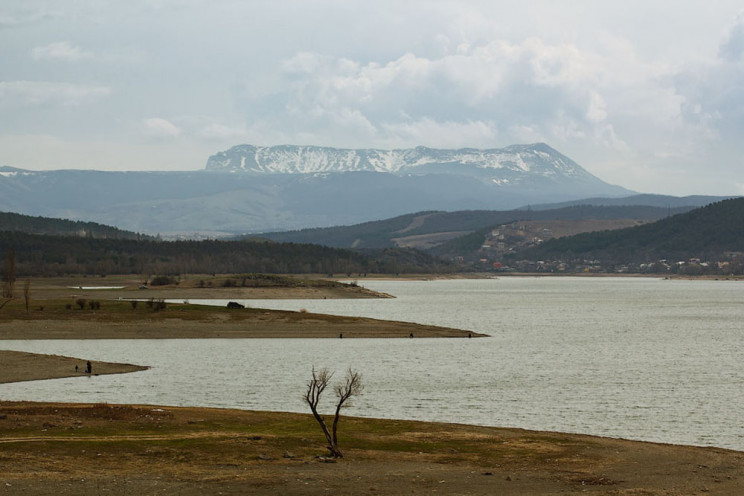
xmin=0 ymin=295 xmax=481 ymax=339
xmin=1 ymin=401 xmax=743 ymax=495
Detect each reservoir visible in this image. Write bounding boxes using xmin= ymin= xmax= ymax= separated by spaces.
xmin=1 ymin=277 xmax=743 ymax=451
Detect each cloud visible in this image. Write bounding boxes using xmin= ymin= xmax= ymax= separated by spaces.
xmin=31 ymin=41 xmax=93 ymax=61
xmin=141 ymin=117 xmax=182 ymax=138
xmin=0 ymin=10 xmax=57 ymax=28
xmin=379 ymin=118 xmax=498 ymax=148
xmin=719 ymin=11 xmax=744 ymax=61
xmin=0 ymin=81 xmax=111 ymax=106
xmin=242 ymin=38 xmax=632 ymax=151
xmin=673 ymin=12 xmax=744 ymax=146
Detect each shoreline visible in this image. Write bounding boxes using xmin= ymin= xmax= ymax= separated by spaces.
xmin=1 ymin=399 xmax=742 ymax=495
xmin=0 ymin=350 xmax=148 ymax=384
xmin=0 ymin=302 xmax=482 ymax=339
xmin=1 ymin=351 xmax=743 ymax=494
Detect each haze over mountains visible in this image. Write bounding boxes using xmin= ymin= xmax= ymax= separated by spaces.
xmin=0 ymin=143 xmax=727 ymax=237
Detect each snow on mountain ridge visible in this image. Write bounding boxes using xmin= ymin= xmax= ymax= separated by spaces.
xmin=205 ymin=143 xmax=590 ymax=181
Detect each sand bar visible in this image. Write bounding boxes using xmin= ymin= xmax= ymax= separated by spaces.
xmin=0 ymin=350 xmax=148 ymax=384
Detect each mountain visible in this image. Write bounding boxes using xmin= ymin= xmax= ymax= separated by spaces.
xmin=507 ymin=198 xmax=744 ymax=264
xmin=0 ymin=143 xmax=634 ymax=235
xmin=206 ymin=143 xmax=632 ymax=196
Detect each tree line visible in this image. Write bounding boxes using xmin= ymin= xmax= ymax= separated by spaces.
xmin=0 ymin=231 xmax=455 ymax=276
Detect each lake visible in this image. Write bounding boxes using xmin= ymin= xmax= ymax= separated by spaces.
xmin=1 ymin=277 xmax=743 ymax=451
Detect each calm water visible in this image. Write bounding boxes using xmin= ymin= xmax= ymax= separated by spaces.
xmin=2 ymin=277 xmax=743 ymax=451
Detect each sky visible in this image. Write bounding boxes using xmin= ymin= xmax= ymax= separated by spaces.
xmin=1 ymin=0 xmax=744 ymax=196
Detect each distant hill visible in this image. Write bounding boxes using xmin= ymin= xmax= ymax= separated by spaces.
xmin=0 ymin=231 xmax=453 ymax=277
xmin=259 ymin=205 xmax=698 ymax=250
xmin=0 ymin=211 xmax=148 ymax=239
xmin=508 ymin=198 xmax=744 ymax=264
xmin=527 ymin=194 xmax=737 ymax=210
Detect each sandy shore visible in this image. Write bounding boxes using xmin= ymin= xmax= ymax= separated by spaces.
xmin=0 ymin=400 xmax=742 ymax=495
xmin=24 ymin=275 xmax=393 ymax=301
xmin=0 ymin=350 xmax=148 ymax=384
xmin=0 ymin=295 xmax=481 ymax=339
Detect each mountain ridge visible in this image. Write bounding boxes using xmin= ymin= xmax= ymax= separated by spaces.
xmin=0 ymin=142 xmax=643 ymax=234
xmin=205 ymin=142 xmax=622 ymax=190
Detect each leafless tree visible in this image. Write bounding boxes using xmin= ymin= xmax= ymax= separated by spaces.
xmin=23 ymin=279 xmax=30 ymax=312
xmin=2 ymin=249 xmax=15 ymax=298
xmin=304 ymin=367 xmax=363 ymax=458
xmin=332 ymin=368 xmax=363 ymax=451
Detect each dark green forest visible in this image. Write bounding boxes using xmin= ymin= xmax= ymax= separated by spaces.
xmin=0 ymin=231 xmax=453 ymax=277
xmin=0 ymin=211 xmax=148 ymax=240
xmin=508 ymin=198 xmax=744 ymax=265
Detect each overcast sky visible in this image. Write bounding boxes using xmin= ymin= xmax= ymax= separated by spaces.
xmin=2 ymin=1 xmax=743 ymax=195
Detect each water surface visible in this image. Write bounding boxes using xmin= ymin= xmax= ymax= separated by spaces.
xmin=2 ymin=277 xmax=743 ymax=451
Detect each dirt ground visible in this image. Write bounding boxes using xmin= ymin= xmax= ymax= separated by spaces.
xmin=0 ymin=301 xmax=479 ymax=339
xmin=23 ymin=274 xmax=392 ymax=301
xmin=0 ymin=350 xmax=148 ymax=384
xmin=0 ymin=400 xmax=742 ymax=496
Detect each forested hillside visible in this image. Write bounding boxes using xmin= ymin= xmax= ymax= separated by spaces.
xmin=260 ymin=205 xmax=693 ymax=249
xmin=508 ymin=198 xmax=744 ymax=264
xmin=0 ymin=211 xmax=147 ymax=240
xmin=0 ymin=231 xmax=453 ymax=277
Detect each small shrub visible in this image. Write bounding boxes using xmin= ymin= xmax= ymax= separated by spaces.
xmin=130 ymin=300 xmax=138 ymax=310
xmin=150 ymin=275 xmax=175 ymax=286
xmin=75 ymin=298 xmax=86 ymax=310
xmin=222 ymin=278 xmax=237 ymax=288
xmin=65 ymin=304 xmax=72 ymax=310
xmin=88 ymin=301 xmax=100 ymax=310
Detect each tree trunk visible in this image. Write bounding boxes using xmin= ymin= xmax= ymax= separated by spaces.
xmin=310 ymin=409 xmax=343 ymax=458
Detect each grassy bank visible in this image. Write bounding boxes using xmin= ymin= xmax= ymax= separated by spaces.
xmin=0 ymin=297 xmax=480 ymax=339
xmin=0 ymin=401 xmax=742 ymax=495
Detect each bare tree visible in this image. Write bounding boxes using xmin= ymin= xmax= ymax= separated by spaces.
xmin=304 ymin=367 xmax=363 ymax=458
xmin=332 ymin=369 xmax=363 ymax=450
xmin=23 ymin=279 xmax=30 ymax=312
xmin=1 ymin=249 xmax=15 ymax=298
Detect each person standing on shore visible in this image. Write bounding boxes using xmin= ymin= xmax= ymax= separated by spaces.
xmin=85 ymin=361 xmax=92 ymax=374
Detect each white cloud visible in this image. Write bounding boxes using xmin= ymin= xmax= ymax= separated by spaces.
xmin=0 ymin=10 xmax=57 ymax=28
xmin=142 ymin=118 xmax=182 ymax=138
xmin=197 ymin=123 xmax=248 ymax=140
xmin=31 ymin=41 xmax=93 ymax=61
xmin=379 ymin=118 xmax=498 ymax=148
xmin=3 ymin=0 xmax=744 ymax=194
xmin=0 ymin=81 xmax=111 ymax=106
xmin=242 ymin=38 xmax=631 ymax=153
xmin=719 ymin=10 xmax=744 ymax=61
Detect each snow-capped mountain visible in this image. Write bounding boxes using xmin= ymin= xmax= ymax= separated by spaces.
xmin=205 ymin=143 xmax=602 ymax=187
xmin=0 ymin=143 xmax=635 ymax=235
